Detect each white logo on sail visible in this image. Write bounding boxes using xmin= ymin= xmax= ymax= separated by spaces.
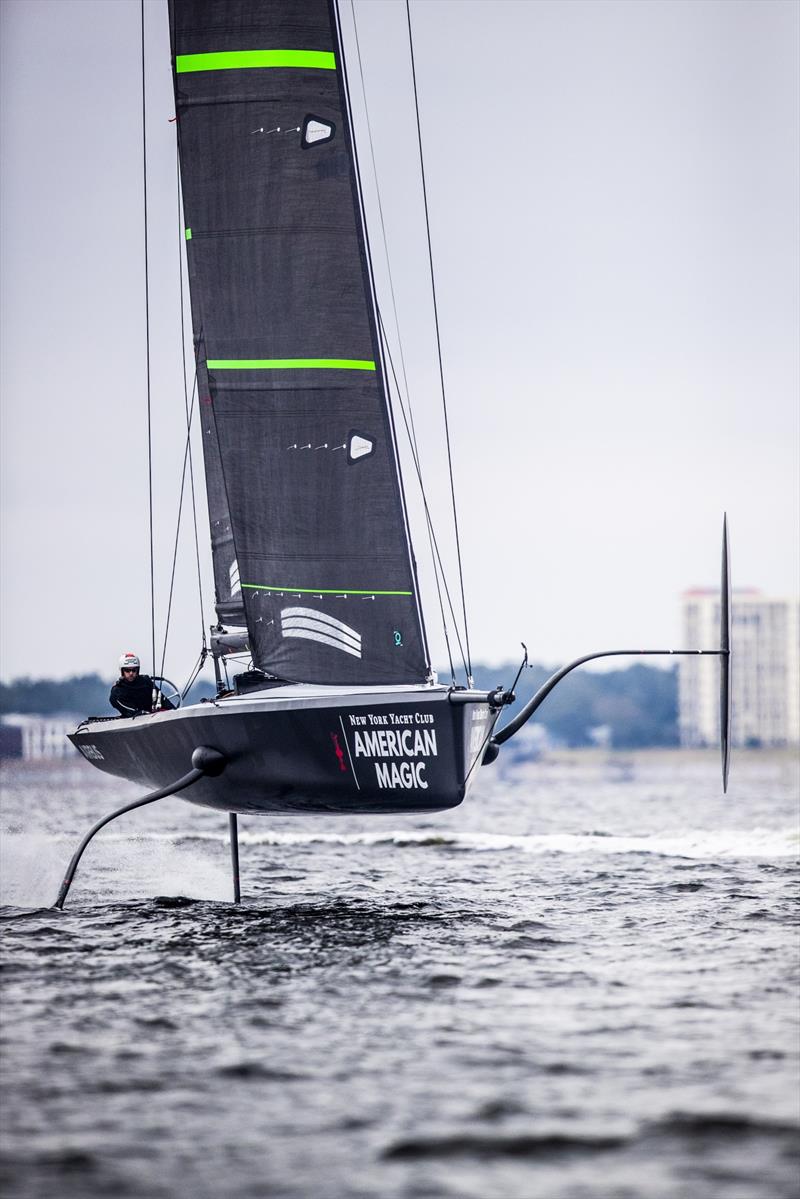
xmin=349 ymin=434 xmax=374 ymax=461
xmin=229 ymin=559 xmax=241 ymax=597
xmin=303 ymin=118 xmax=334 ymax=146
xmin=281 ymin=607 xmax=362 ymax=659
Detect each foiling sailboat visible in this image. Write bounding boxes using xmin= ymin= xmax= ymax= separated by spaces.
xmin=63 ymin=0 xmax=731 ymax=908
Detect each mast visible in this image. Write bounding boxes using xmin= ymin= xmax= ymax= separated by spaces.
xmin=169 ymin=0 xmax=429 ymax=686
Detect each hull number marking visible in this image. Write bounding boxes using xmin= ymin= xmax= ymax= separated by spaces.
xmin=78 ymin=744 xmax=105 ymax=761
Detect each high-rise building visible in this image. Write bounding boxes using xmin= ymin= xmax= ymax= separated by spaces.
xmin=679 ymin=591 xmax=800 ymax=747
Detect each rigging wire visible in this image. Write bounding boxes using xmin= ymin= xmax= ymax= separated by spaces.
xmin=462 ymin=650 xmax=527 ymax=785
xmin=378 ymin=309 xmax=472 ymax=682
xmin=158 ymin=141 xmax=212 ymax=686
xmin=158 ymin=374 xmax=199 ymax=682
xmin=333 ymin=0 xmax=433 ymax=675
xmin=380 ymin=317 xmax=456 ymax=683
xmin=140 ymin=0 xmax=156 ymax=676
xmin=348 ymin=0 xmax=460 ymax=685
xmin=348 ymin=7 xmax=430 ymax=527
xmin=181 ymin=647 xmax=207 ymax=702
xmin=141 ymin=7 xmax=207 ymax=693
xmin=174 ymin=138 xmax=207 ymax=652
xmin=405 ymin=0 xmax=473 ymax=682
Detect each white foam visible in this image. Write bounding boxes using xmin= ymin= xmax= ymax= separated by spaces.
xmin=3 ymin=824 xmax=794 ymax=909
xmin=0 ymin=831 xmax=68 ymax=908
xmin=179 ymin=825 xmax=798 ymax=860
xmin=96 ymin=835 xmax=233 ymax=902
xmin=0 ymin=831 xmax=233 ymax=907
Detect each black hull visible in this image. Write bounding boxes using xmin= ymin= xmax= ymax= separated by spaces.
xmin=68 ymin=686 xmax=497 ymax=815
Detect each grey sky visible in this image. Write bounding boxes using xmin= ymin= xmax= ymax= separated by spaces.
xmin=1 ymin=0 xmax=798 ymax=685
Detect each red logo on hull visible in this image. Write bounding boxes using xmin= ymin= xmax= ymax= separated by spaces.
xmin=330 ymin=732 xmax=347 ymax=773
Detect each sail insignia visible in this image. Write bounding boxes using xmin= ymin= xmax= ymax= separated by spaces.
xmin=229 ymin=559 xmax=241 ymax=598
xmin=348 ymin=432 xmax=375 ymax=463
xmin=281 ymin=607 xmax=362 ymax=658
xmin=170 ymin=0 xmax=429 ymax=685
xmin=302 ymin=116 xmax=336 ymax=147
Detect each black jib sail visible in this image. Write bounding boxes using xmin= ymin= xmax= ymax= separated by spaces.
xmin=169 ymin=0 xmax=429 ymax=685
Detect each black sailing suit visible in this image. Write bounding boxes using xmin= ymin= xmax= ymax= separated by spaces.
xmin=109 ymin=674 xmax=174 ymax=717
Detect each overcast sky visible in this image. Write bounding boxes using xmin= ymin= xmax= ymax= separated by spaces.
xmin=1 ymin=0 xmax=798 ymax=686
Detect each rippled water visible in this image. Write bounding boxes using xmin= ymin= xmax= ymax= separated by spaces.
xmin=1 ymin=750 xmax=798 ymax=1199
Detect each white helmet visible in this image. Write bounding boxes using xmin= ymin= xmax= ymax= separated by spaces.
xmin=119 ymin=652 xmax=140 ymax=671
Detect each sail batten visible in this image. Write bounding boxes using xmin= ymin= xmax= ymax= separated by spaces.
xmin=170 ymin=0 xmax=429 ymax=684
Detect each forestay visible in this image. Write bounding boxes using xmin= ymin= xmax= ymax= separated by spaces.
xmin=169 ymin=0 xmax=429 ymax=685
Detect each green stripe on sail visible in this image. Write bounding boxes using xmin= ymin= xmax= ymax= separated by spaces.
xmin=184 ymin=228 xmax=192 ymax=240
xmin=242 ymin=584 xmax=412 ymax=596
xmin=176 ymin=50 xmax=336 ymax=74
xmin=207 ymin=358 xmax=375 ymax=371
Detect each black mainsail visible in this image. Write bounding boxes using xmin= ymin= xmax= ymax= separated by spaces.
xmin=169 ymin=0 xmax=429 ymax=685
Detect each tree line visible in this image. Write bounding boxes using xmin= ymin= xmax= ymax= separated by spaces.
xmin=469 ymin=661 xmax=678 ymax=748
xmin=0 ymin=664 xmax=678 ymax=749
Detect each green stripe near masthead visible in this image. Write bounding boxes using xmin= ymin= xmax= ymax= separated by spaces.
xmin=175 ymin=50 xmax=336 ymax=73
xmin=207 ymin=359 xmax=375 ymax=371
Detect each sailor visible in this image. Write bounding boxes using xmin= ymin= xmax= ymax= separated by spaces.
xmin=109 ymin=652 xmax=174 ymax=717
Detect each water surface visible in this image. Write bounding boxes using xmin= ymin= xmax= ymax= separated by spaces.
xmin=1 ymin=750 xmax=798 ymax=1198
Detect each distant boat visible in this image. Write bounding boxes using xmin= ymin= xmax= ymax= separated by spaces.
xmin=63 ymin=0 xmax=730 ymax=905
